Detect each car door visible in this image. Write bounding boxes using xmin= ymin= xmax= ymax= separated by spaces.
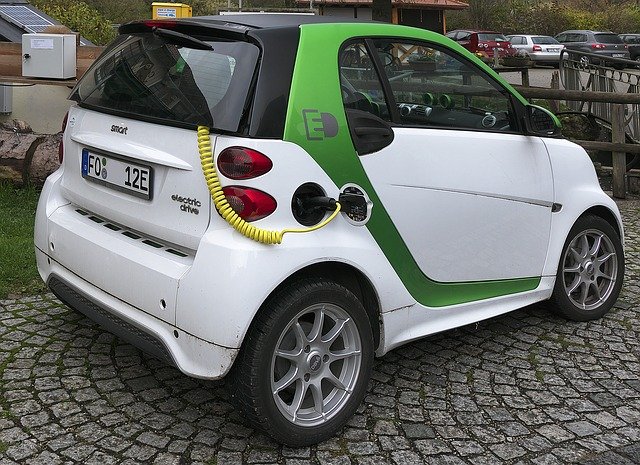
xmin=340 ymin=39 xmax=553 ymax=283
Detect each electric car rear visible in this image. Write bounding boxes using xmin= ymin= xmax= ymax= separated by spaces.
xmin=35 ymin=15 xmax=625 ymax=446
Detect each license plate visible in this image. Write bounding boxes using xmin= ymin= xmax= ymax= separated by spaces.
xmin=81 ymin=149 xmax=153 ymax=199
xmin=613 ymin=53 xmax=625 ymax=58
xmin=547 ymin=48 xmax=560 ymax=52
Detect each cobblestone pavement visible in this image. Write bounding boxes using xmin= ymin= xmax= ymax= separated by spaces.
xmin=0 ymin=199 xmax=639 ymax=465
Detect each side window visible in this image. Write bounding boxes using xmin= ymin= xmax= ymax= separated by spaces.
xmin=555 ymin=34 xmax=566 ymax=43
xmin=458 ymin=32 xmax=471 ymax=41
xmin=371 ymin=39 xmax=517 ymax=132
xmin=339 ymin=42 xmax=391 ymax=121
xmin=511 ymin=36 xmax=523 ymax=45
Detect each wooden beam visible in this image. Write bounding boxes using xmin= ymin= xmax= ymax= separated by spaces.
xmin=611 ymin=104 xmax=627 ymax=199
xmin=513 ymin=85 xmax=640 ymax=104
xmin=0 ymin=42 xmax=105 ymax=80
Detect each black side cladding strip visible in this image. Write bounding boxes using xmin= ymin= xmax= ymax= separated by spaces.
xmin=48 ymin=276 xmax=176 ymax=367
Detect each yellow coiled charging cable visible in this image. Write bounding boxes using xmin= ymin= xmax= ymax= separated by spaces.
xmin=197 ymin=126 xmax=342 ymax=244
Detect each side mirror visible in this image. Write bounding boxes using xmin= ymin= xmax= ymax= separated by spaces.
xmin=523 ymin=105 xmax=561 ymax=137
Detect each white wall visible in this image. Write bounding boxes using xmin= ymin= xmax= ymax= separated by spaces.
xmin=0 ymin=84 xmax=73 ymax=134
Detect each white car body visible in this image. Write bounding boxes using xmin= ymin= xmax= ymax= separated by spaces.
xmin=35 ymin=106 xmax=622 ymax=378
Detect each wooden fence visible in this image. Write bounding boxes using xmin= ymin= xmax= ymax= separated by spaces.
xmin=515 ymin=85 xmax=640 ymax=199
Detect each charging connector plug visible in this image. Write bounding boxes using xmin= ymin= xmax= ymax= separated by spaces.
xmin=300 ymin=196 xmax=338 ymax=212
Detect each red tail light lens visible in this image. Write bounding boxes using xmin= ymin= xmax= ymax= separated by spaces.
xmin=217 ymin=147 xmax=273 ymax=180
xmin=532 ymin=45 xmax=542 ymax=52
xmin=222 ymin=186 xmax=277 ymax=222
xmin=591 ymin=43 xmax=606 ymax=49
xmin=58 ymin=111 xmax=69 ymax=163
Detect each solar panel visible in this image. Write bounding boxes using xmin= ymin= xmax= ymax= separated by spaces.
xmin=0 ymin=5 xmax=54 ymax=32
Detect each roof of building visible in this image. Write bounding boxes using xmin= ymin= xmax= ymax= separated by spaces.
xmin=0 ymin=0 xmax=92 ymax=44
xmin=296 ymin=0 xmax=468 ymax=10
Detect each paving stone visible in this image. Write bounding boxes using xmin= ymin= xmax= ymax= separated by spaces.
xmin=1 ymin=197 xmax=639 ymax=465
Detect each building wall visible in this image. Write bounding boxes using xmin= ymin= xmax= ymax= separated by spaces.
xmin=319 ymin=6 xmax=445 ymax=34
xmin=398 ymin=9 xmax=444 ymax=34
xmin=321 ymin=7 xmax=373 ymax=20
xmin=0 ymin=84 xmax=72 ymax=134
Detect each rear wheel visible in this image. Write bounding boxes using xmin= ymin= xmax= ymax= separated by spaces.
xmin=551 ymin=215 xmax=624 ymax=321
xmin=230 ymin=279 xmax=374 ymax=446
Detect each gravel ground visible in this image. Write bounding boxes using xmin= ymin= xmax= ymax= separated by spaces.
xmin=0 ymin=198 xmax=638 ymax=465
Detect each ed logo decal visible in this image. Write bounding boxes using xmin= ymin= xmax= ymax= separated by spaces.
xmin=302 ymin=109 xmax=338 ymax=141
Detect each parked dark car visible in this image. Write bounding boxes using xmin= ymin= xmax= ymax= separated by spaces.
xmin=445 ymin=30 xmax=515 ymax=61
xmin=619 ymin=33 xmax=640 ymax=63
xmin=554 ymin=30 xmax=629 ymax=68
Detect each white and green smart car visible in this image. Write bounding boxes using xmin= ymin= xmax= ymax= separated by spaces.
xmin=35 ymin=15 xmax=625 ymax=445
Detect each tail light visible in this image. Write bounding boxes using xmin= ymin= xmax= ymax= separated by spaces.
xmin=532 ymin=45 xmax=542 ymax=52
xmin=591 ymin=43 xmax=606 ymax=49
xmin=58 ymin=111 xmax=69 ymax=163
xmin=217 ymin=147 xmax=272 ymax=180
xmin=222 ymin=186 xmax=277 ymax=222
xmin=143 ymin=20 xmax=177 ymax=28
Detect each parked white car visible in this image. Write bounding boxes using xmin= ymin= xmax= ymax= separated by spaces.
xmin=506 ymin=34 xmax=565 ymax=65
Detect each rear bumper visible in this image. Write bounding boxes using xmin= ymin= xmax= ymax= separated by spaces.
xmin=529 ymin=52 xmax=562 ymax=62
xmin=37 ymin=247 xmax=238 ymax=380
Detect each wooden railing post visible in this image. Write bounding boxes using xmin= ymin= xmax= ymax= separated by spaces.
xmin=611 ymin=103 xmax=627 ymax=199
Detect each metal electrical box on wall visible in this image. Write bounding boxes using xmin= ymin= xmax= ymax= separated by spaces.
xmin=22 ymin=34 xmax=77 ymax=79
xmin=152 ymin=2 xmax=192 ymax=19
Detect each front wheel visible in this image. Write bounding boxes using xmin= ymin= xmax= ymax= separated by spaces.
xmin=230 ymin=279 xmax=374 ymax=446
xmin=551 ymin=215 xmax=624 ymax=321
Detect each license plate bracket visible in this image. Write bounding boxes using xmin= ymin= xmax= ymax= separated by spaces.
xmin=81 ymin=149 xmax=153 ymax=200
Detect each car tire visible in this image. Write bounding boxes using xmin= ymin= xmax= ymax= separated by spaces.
xmin=551 ymin=215 xmax=624 ymax=321
xmin=229 ymin=278 xmax=374 ymax=446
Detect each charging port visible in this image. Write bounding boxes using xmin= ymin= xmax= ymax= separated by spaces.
xmin=292 ymin=183 xmax=335 ymax=226
xmin=339 ymin=185 xmax=371 ymax=224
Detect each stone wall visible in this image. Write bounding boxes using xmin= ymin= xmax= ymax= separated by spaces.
xmin=0 ymin=120 xmax=61 ymax=185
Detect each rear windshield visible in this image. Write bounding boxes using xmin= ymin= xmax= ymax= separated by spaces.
xmin=477 ymin=33 xmax=508 ymax=42
xmin=70 ymin=33 xmax=259 ymax=132
xmin=532 ymin=36 xmax=559 ymax=45
xmin=594 ymin=33 xmax=623 ymax=44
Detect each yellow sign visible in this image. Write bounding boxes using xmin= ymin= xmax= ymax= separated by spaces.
xmin=151 ymin=3 xmax=192 ymax=19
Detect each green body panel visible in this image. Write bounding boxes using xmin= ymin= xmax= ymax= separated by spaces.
xmin=283 ymin=23 xmax=541 ymax=307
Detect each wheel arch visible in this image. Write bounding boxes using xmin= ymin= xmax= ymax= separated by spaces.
xmin=580 ymin=205 xmax=623 ymax=239
xmin=251 ymin=261 xmax=382 ymax=353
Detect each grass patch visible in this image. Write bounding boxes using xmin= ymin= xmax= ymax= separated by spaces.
xmin=0 ymin=182 xmax=46 ymax=299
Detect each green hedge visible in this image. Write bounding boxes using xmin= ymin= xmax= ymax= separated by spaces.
xmin=32 ymin=0 xmax=116 ymax=45
xmin=447 ymin=2 xmax=640 ymax=36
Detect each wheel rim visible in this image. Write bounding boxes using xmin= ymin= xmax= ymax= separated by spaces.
xmin=270 ymin=303 xmax=362 ymax=427
xmin=561 ymin=229 xmax=618 ymax=311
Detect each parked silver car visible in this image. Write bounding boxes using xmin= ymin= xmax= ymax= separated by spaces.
xmin=506 ymin=35 xmax=564 ymax=65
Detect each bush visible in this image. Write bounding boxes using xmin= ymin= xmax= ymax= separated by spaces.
xmin=32 ymin=0 xmax=116 ymax=45
xmin=447 ymin=1 xmax=640 ymax=36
